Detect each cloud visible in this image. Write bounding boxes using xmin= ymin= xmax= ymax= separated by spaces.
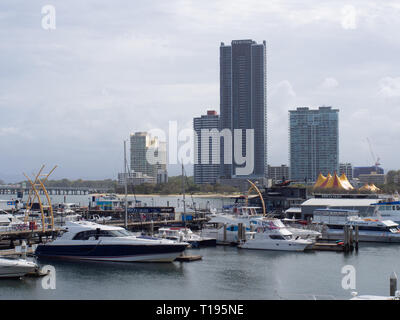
xmin=341 ymin=5 xmax=357 ymax=30
xmin=378 ymin=77 xmax=400 ymax=98
xmin=319 ymin=77 xmax=339 ymax=89
xmin=1 ymin=0 xmax=400 ymax=179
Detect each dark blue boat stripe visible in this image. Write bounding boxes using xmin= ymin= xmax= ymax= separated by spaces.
xmin=35 ymin=244 xmax=187 ymax=258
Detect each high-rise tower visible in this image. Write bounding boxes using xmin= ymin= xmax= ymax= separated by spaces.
xmin=219 ymin=39 xmax=267 ymax=179
xmin=289 ymin=106 xmax=339 ymax=182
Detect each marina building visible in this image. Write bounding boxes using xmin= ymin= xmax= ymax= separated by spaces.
xmin=289 ymin=106 xmax=339 ymax=183
xmin=219 ymin=39 xmax=267 ymax=179
xmin=193 ymin=110 xmax=220 ymax=184
xmin=117 ymin=172 xmax=156 ymax=186
xmin=300 ymin=197 xmax=380 ymax=220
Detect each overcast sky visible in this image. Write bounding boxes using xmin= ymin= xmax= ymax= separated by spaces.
xmin=0 ymin=1 xmax=399 ymax=182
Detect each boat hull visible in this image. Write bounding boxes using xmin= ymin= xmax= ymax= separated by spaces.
xmin=35 ymin=243 xmax=188 ymax=263
xmin=188 ymin=238 xmax=217 ymax=248
xmin=0 ymin=259 xmax=37 ymax=278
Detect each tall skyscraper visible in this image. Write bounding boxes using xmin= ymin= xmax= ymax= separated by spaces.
xmin=193 ymin=110 xmax=220 ymax=184
xmin=130 ymin=132 xmax=166 ymax=180
xmin=220 ymin=39 xmax=267 ymax=179
xmin=289 ymin=106 xmax=339 ymax=182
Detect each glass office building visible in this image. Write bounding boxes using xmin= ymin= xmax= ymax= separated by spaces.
xmin=193 ymin=111 xmax=221 ymax=184
xmin=219 ymin=39 xmax=267 ymax=179
xmin=289 ymin=106 xmax=339 ymax=182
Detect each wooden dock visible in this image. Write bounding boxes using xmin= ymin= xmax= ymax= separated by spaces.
xmin=0 ymin=228 xmax=65 ymax=242
xmin=0 ymin=246 xmax=36 ymax=257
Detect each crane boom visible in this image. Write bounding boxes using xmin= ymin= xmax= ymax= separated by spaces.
xmin=366 ymin=138 xmax=381 ymax=168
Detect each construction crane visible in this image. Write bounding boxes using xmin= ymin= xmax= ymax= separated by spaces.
xmin=366 ymin=137 xmax=381 ymax=171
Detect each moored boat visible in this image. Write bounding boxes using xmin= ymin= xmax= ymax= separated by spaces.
xmin=238 ymin=217 xmax=314 ymax=251
xmin=35 ymin=221 xmax=189 ymax=262
xmin=156 ymin=227 xmax=216 ymax=248
xmin=0 ymin=257 xmax=38 ymax=278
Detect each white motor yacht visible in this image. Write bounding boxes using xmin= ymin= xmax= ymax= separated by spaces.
xmin=0 ymin=257 xmax=38 ymax=278
xmin=313 ymin=208 xmax=400 ymax=242
xmin=238 ymin=217 xmax=314 ymax=251
xmin=35 ymin=221 xmax=189 ymax=262
xmin=156 ymin=227 xmax=216 ymax=248
xmin=0 ymin=210 xmax=28 ymax=232
xmin=323 ymin=217 xmax=400 ymax=243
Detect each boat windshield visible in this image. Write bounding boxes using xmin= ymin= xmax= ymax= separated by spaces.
xmin=106 ymin=229 xmax=132 ymax=237
xmin=269 ymin=234 xmax=292 ymax=240
xmin=72 ymin=228 xmax=132 ymax=240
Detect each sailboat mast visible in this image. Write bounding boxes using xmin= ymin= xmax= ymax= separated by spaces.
xmin=182 ymin=162 xmax=186 ymax=224
xmin=124 ymin=140 xmax=128 ymax=229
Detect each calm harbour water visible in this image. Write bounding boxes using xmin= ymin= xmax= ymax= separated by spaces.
xmin=1 ymin=194 xmax=399 ymax=300
xmin=1 ymin=244 xmax=400 ymax=300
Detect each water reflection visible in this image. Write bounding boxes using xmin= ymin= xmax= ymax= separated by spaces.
xmin=36 ymin=257 xmax=184 ymax=279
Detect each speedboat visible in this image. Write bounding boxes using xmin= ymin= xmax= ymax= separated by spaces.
xmin=238 ymin=217 xmax=314 ymax=251
xmin=35 ymin=221 xmax=189 ymax=262
xmin=156 ymin=227 xmax=216 ymax=248
xmin=0 ymin=257 xmax=38 ymax=278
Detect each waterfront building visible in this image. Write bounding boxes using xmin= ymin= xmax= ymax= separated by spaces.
xmin=353 ymin=166 xmax=384 ymax=178
xmin=130 ymin=132 xmax=167 ymax=182
xmin=300 ymin=198 xmax=379 ymax=220
xmin=219 ymin=39 xmax=267 ymax=179
xmin=339 ymin=163 xmax=353 ymax=180
xmin=268 ymin=165 xmax=289 ymax=182
xmin=193 ymin=110 xmax=220 ymax=184
xmin=358 ymin=173 xmax=386 ymax=185
xmin=246 ymin=185 xmax=307 ymax=215
xmin=289 ymin=106 xmax=339 ymax=183
xmin=117 ymin=172 xmax=156 ymax=186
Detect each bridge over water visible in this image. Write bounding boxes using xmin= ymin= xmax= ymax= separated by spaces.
xmin=0 ymin=185 xmax=111 ymax=196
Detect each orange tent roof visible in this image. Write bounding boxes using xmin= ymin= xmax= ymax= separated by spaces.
xmin=339 ymin=173 xmax=354 ymax=190
xmin=319 ymin=173 xmax=332 ymax=188
xmin=314 ymin=173 xmax=327 ymax=188
xmin=313 ymin=172 xmax=354 ymax=190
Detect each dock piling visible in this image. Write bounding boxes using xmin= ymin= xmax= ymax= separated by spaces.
xmin=238 ymin=223 xmax=243 ymax=242
xmin=390 ymin=272 xmax=398 ymax=296
xmin=150 ymin=220 xmax=154 ymax=236
xmin=223 ymin=223 xmax=227 ymax=243
xmin=355 ymin=226 xmax=359 ymax=251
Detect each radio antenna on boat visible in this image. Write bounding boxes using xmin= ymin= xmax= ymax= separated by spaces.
xmin=181 ymin=160 xmax=186 ymax=227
